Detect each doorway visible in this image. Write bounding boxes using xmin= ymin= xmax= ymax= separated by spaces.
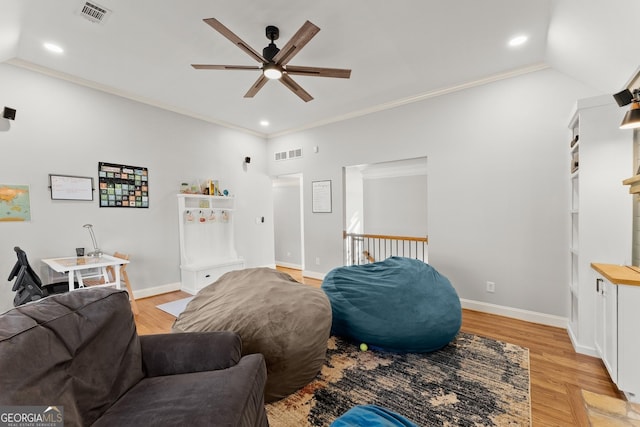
xmin=272 ymin=174 xmax=304 ymax=270
xmin=343 ymin=157 xmax=428 ymax=264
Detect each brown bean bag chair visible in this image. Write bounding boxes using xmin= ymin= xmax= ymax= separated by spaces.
xmin=173 ymin=267 xmax=332 ymax=402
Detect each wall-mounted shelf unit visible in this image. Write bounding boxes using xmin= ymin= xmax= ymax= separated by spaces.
xmin=177 ymin=194 xmax=244 ymax=294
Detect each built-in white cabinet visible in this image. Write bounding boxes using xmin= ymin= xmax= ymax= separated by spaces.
xmin=567 ymin=95 xmax=632 ymax=355
xmin=594 ymin=276 xmax=617 ymax=383
xmin=177 ymin=194 xmax=244 ymax=294
xmin=592 ymin=264 xmax=640 ymax=403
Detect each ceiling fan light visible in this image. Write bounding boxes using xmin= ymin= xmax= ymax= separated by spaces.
xmin=263 ymin=63 xmax=283 ymax=80
xmin=620 ymin=102 xmax=640 ymax=129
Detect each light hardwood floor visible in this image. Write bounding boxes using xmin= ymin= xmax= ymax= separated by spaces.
xmin=134 ymin=267 xmax=619 ymax=426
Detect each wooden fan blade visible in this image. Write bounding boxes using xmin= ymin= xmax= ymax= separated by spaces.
xmin=285 ymin=65 xmax=351 ymax=79
xmin=280 ymin=74 xmax=313 ymax=102
xmin=203 ymin=18 xmax=267 ymax=64
xmin=272 ymin=21 xmax=320 ymax=66
xmin=244 ymin=75 xmax=269 ymax=98
xmin=191 ymin=64 xmax=261 ymax=71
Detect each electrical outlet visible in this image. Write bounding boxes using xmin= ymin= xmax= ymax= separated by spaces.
xmin=315 ymin=257 xmax=321 ymax=265
xmin=486 ymin=281 xmax=496 ymax=293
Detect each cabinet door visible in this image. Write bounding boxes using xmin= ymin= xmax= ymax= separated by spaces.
xmin=594 ymin=277 xmax=605 ymax=359
xmin=602 ymin=279 xmax=618 ymax=383
xmin=618 ymin=285 xmax=640 ymax=397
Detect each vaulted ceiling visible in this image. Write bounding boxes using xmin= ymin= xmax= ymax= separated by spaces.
xmin=2 ymin=0 xmax=638 ymax=136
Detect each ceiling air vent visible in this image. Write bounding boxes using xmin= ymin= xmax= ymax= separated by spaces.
xmin=77 ymin=1 xmax=112 ymax=24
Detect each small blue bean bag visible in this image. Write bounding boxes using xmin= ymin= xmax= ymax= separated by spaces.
xmin=331 ymin=405 xmax=418 ymax=427
xmin=322 ymin=257 xmax=461 ymax=352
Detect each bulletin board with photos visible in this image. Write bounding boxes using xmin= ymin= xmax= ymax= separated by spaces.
xmin=98 ymin=162 xmax=149 ymax=208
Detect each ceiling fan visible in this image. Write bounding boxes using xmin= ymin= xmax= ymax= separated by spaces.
xmin=191 ymin=18 xmax=352 ymax=102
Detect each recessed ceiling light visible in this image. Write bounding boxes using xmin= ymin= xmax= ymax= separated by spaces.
xmin=43 ymin=42 xmax=64 ymax=54
xmin=260 ymin=120 xmax=270 ymax=127
xmin=508 ymin=35 xmax=528 ymax=47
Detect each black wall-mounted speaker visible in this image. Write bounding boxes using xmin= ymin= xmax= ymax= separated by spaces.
xmin=613 ymin=89 xmax=634 ymax=107
xmin=3 ymin=107 xmax=16 ymax=120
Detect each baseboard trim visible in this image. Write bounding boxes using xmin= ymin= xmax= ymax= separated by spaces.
xmin=275 ymin=261 xmax=303 ymax=270
xmin=460 ymin=298 xmax=568 ymax=329
xmin=132 ymin=282 xmax=181 ymax=299
xmin=302 ymin=270 xmax=326 ymax=281
xmin=567 ymin=324 xmax=598 ymax=357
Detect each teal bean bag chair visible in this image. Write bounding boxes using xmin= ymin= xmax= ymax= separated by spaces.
xmin=331 ymin=405 xmax=418 ymax=427
xmin=321 ymin=257 xmax=461 ymax=352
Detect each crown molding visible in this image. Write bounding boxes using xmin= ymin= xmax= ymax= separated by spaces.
xmin=267 ymin=62 xmax=550 ymax=139
xmin=7 ymin=58 xmax=267 ymax=138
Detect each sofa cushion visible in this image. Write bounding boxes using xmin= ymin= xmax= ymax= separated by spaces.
xmin=0 ymin=288 xmax=143 ymax=427
xmin=93 ymin=354 xmax=268 ymax=427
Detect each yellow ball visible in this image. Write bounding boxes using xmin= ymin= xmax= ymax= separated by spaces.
xmin=360 ymin=343 xmax=368 ymax=352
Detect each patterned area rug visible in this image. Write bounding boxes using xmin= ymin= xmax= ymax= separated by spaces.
xmin=266 ymin=332 xmax=530 ymax=426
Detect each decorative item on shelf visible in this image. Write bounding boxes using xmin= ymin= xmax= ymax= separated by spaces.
xmin=613 ymin=88 xmax=640 ymax=129
xmin=199 ymin=210 xmax=207 ymax=223
xmin=223 ymin=189 xmax=229 ymax=196
xmin=180 ymin=182 xmax=189 ymax=193
xmin=221 ymin=210 xmax=229 ymax=223
xmin=82 ymin=224 xmax=103 ymax=257
xmin=570 ymin=134 xmax=579 ymax=148
xmin=208 ymin=210 xmax=217 ymax=222
xmin=622 ymin=175 xmax=640 ymax=195
xmin=571 ymin=151 xmax=579 ymax=173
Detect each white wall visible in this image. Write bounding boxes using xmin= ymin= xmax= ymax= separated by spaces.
xmin=267 ymin=68 xmax=598 ymax=317
xmin=0 ymin=63 xmax=274 ymax=313
xmin=363 ymin=175 xmax=427 ymax=237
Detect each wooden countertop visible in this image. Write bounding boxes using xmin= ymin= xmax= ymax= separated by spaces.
xmin=591 ymin=263 xmax=640 ymax=286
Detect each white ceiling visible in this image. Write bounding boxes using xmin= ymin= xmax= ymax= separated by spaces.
xmin=2 ymin=0 xmax=639 ymax=136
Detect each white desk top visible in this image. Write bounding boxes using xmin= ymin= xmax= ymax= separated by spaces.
xmin=42 ymin=255 xmax=129 ymax=272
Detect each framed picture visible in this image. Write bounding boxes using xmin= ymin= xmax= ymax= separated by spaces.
xmin=312 ymin=180 xmax=332 ymax=213
xmin=49 ymin=174 xmax=94 ymax=201
xmin=0 ymin=184 xmax=31 ymax=221
xmin=98 ymin=162 xmax=149 ymax=208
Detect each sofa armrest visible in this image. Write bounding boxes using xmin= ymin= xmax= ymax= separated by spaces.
xmin=140 ymin=331 xmax=242 ymax=377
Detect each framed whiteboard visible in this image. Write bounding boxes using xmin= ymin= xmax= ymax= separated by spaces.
xmin=49 ymin=174 xmax=94 ymax=201
xmin=312 ymin=180 xmax=332 ymax=213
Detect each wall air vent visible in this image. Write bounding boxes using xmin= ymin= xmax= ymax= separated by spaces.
xmin=288 ymin=148 xmax=303 ymax=159
xmin=275 ymin=148 xmax=302 ymax=161
xmin=77 ymin=1 xmax=112 ymax=24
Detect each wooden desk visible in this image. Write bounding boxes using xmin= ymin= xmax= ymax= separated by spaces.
xmin=42 ymin=255 xmax=129 ymax=292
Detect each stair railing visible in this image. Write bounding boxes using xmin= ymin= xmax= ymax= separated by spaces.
xmin=343 ymin=231 xmax=428 ymax=266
